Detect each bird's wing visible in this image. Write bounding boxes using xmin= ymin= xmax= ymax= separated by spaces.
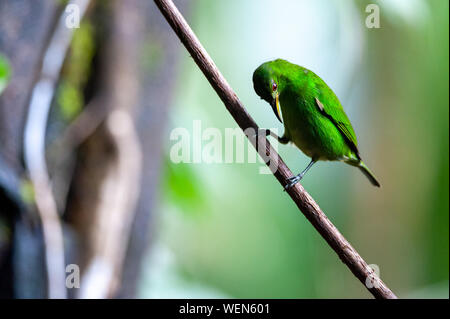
xmin=314 ymin=96 xmax=361 ymax=160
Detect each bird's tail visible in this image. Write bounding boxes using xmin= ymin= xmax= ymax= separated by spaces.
xmin=358 ymin=161 xmax=381 ymax=187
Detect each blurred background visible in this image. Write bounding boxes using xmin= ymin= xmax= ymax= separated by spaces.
xmin=0 ymin=0 xmax=448 ymax=298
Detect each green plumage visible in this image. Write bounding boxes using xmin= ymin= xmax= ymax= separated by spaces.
xmin=253 ymin=59 xmax=380 ymax=187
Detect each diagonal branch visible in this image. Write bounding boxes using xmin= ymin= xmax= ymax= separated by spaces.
xmin=154 ymin=0 xmax=397 ymax=299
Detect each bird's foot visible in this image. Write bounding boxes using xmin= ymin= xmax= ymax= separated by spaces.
xmin=284 ymin=174 xmax=303 ymax=191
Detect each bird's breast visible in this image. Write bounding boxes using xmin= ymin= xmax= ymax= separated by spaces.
xmin=280 ymin=95 xmax=348 ymax=161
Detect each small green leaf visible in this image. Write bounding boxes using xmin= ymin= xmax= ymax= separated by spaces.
xmin=0 ymin=53 xmax=11 ymax=95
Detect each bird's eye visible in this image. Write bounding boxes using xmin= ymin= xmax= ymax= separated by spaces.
xmin=272 ymin=83 xmax=277 ymax=92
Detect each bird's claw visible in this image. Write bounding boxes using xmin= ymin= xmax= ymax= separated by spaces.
xmin=284 ymin=175 xmax=302 ymax=191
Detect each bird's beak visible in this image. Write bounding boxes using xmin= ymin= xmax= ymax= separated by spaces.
xmin=271 ymin=93 xmax=283 ymax=123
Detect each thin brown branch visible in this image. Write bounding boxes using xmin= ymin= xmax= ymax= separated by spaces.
xmin=154 ymin=0 xmax=397 ymax=299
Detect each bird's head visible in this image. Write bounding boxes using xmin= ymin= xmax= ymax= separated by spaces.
xmin=252 ymin=60 xmax=285 ymax=123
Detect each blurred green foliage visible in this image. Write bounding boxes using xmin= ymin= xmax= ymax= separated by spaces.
xmin=141 ymin=0 xmax=449 ymax=298
xmin=19 ymin=180 xmax=35 ymax=206
xmin=0 ymin=53 xmax=11 ymax=95
xmin=163 ymin=160 xmax=207 ymax=216
xmin=58 ymin=82 xmax=83 ymax=120
xmin=141 ymin=34 xmax=165 ymax=75
xmin=57 ymin=22 xmax=95 ymax=121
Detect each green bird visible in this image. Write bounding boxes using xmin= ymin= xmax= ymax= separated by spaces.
xmin=252 ymin=59 xmax=380 ymax=189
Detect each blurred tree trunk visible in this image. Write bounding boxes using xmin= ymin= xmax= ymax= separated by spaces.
xmin=61 ymin=0 xmax=189 ymax=298
xmin=0 ymin=0 xmax=187 ymax=298
xmin=117 ymin=0 xmax=190 ymax=298
xmin=0 ymin=0 xmax=59 ymax=298
xmin=0 ymin=0 xmax=58 ymax=174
